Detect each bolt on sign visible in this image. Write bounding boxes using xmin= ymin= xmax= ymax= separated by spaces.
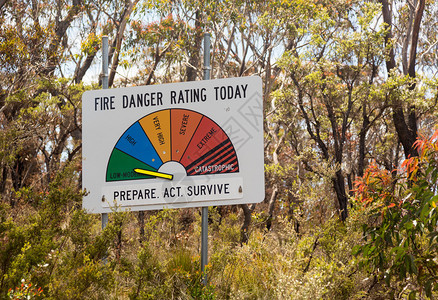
xmin=82 ymin=76 xmax=264 ymax=213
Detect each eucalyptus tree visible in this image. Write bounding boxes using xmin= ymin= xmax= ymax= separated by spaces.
xmin=202 ymin=0 xmax=303 ymax=236
xmin=380 ymin=0 xmax=437 ymax=158
xmin=0 ymin=0 xmax=141 ymax=202
xmin=274 ymin=0 xmax=437 ymax=221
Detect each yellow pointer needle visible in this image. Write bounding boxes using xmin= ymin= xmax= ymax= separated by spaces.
xmin=134 ymin=168 xmax=173 ymax=180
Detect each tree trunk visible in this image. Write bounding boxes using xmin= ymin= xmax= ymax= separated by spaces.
xmin=74 ymin=50 xmax=99 ymax=84
xmin=240 ymin=204 xmax=255 ymax=244
xmin=186 ymin=10 xmax=202 ymax=81
xmin=392 ymin=106 xmax=418 ymax=157
xmin=137 ymin=211 xmax=145 ymax=243
xmin=0 ymin=0 xmax=8 ymax=11
xmin=358 ymin=102 xmax=370 ymax=177
xmin=108 ymin=0 xmax=139 ymax=87
xmin=266 ymin=184 xmax=278 ymax=231
xmin=381 ymin=0 xmax=425 ymax=158
xmin=333 ymin=170 xmax=348 ymax=221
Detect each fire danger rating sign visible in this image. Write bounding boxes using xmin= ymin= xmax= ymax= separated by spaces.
xmin=82 ymin=76 xmax=264 ymax=213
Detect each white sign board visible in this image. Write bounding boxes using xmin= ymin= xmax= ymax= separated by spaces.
xmin=82 ymin=76 xmax=264 ymax=213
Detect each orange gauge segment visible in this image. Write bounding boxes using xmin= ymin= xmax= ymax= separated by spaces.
xmin=171 ymin=109 xmax=203 ymax=161
xmin=139 ymin=110 xmax=171 ymax=163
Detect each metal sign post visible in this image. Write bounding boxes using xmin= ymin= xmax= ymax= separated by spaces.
xmin=101 ymin=36 xmax=109 ymax=231
xmin=201 ymin=33 xmax=211 ymax=285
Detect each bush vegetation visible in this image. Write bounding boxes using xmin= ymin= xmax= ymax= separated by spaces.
xmin=2 ymin=131 xmax=438 ymax=299
xmin=1 ymin=0 xmax=437 ymax=298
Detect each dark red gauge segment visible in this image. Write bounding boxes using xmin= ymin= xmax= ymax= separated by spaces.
xmin=179 ymin=117 xmax=239 ymax=175
xmin=183 ymin=138 xmax=239 ymax=175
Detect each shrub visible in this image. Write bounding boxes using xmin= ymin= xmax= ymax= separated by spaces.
xmin=353 ymin=129 xmax=438 ymax=298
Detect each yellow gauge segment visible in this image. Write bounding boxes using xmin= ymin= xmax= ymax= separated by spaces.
xmin=133 ymin=168 xmax=173 ymax=180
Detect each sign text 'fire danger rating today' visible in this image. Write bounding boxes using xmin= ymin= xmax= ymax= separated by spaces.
xmin=82 ymin=76 xmax=264 ymax=213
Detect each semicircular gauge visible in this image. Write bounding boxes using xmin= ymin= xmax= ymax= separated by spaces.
xmin=106 ymin=108 xmax=239 ymax=182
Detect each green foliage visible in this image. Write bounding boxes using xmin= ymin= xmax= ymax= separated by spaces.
xmin=126 ymin=244 xmax=164 ymax=299
xmin=7 ymin=277 xmax=43 ymax=300
xmin=0 ymin=167 xmax=428 ymax=299
xmin=1 ymin=0 xmax=437 ymax=299
xmin=205 ymin=214 xmax=371 ymax=299
xmin=167 ymin=249 xmax=215 ymax=299
xmin=0 ymin=164 xmax=118 ymax=299
xmin=354 ymin=130 xmax=438 ymax=298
